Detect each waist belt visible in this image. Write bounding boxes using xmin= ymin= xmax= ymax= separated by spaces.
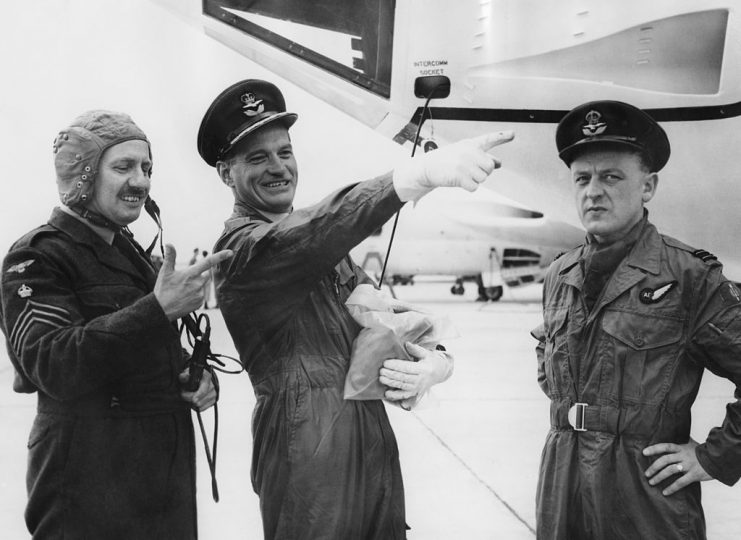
xmin=38 ymin=391 xmax=189 ymax=418
xmin=551 ymin=401 xmax=620 ymax=433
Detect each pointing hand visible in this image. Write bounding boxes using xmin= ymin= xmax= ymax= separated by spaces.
xmin=154 ymin=244 xmax=233 ymax=321
xmin=392 ymin=130 xmax=515 ymax=202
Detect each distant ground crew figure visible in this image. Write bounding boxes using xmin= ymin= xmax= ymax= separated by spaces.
xmin=202 ymin=249 xmax=216 ymax=309
xmin=189 ymin=247 xmax=199 ymax=265
xmin=197 ymin=78 xmax=514 ymax=539
xmin=0 ymin=110 xmax=229 ymax=538
xmin=532 ymin=100 xmax=741 ymax=539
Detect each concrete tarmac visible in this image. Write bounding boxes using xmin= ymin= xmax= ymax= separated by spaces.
xmin=1 ymin=281 xmax=740 ymax=538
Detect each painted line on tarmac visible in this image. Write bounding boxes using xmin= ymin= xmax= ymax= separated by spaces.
xmin=412 ymin=413 xmax=536 ymax=535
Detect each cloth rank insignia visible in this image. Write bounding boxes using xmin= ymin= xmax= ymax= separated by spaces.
xmin=6 ymin=259 xmax=35 ymax=274
xmin=10 ymin=300 xmax=72 ymax=353
xmin=692 ymin=249 xmax=718 ymax=263
xmin=17 ymin=284 xmax=32 ymax=298
xmin=639 ymin=281 xmax=677 ymax=304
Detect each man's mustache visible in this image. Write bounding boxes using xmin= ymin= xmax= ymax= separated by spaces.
xmin=120 ymin=187 xmax=149 ymax=198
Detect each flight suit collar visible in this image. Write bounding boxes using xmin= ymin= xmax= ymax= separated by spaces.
xmin=555 ymin=220 xmax=662 ymax=315
xmin=557 ymin=247 xmax=586 ymax=290
xmin=586 ymin=221 xmax=662 ymax=320
xmin=231 ymin=200 xmax=291 ymax=224
xmin=48 ymin=207 xmax=154 ymax=287
xmin=623 ymin=222 xmax=662 ymax=275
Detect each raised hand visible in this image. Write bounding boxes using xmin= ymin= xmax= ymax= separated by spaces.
xmin=153 ymin=244 xmax=233 ymax=321
xmin=392 ymin=130 xmax=515 ymax=202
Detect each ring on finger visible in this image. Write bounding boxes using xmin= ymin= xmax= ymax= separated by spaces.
xmin=676 ymin=463 xmax=684 ymax=473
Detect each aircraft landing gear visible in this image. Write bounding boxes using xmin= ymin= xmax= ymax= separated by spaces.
xmin=483 ymin=285 xmax=503 ymax=302
xmin=451 ymin=275 xmax=503 ymax=301
xmin=476 ymin=274 xmax=503 ymax=302
xmin=451 ymin=279 xmax=465 ymax=295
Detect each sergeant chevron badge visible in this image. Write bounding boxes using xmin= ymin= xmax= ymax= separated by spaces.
xmin=639 ymin=281 xmax=677 ymax=304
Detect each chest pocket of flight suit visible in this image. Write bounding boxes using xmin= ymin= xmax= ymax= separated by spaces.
xmin=544 ymin=307 xmax=572 ymax=398
xmin=601 ymin=310 xmax=683 ymax=404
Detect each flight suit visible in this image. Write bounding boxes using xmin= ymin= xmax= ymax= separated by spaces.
xmin=0 ymin=209 xmax=197 ymax=539
xmin=214 ymin=174 xmax=407 ymax=539
xmin=533 ymin=220 xmax=741 ymax=539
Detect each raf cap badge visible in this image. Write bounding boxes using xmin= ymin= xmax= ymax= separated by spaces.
xmin=7 ymin=259 xmax=35 ymax=274
xmin=639 ymin=281 xmax=677 ymax=304
xmin=17 ymin=284 xmax=33 ymax=298
xmin=241 ymin=92 xmax=265 ymax=117
xmin=582 ymin=110 xmax=607 ymax=137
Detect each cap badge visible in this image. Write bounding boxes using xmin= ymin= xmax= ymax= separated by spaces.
xmin=582 ymin=110 xmax=607 ymax=137
xmin=17 ymin=284 xmax=33 ymax=298
xmin=241 ymin=92 xmax=265 ymax=117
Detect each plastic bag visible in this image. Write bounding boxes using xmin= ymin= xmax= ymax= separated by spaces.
xmin=343 ymin=284 xmax=457 ymax=400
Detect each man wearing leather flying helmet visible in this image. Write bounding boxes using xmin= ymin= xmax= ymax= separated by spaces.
xmin=0 ymin=110 xmax=231 ymax=538
xmin=532 ymin=100 xmax=741 ymax=539
xmin=198 ymin=79 xmax=514 ymax=538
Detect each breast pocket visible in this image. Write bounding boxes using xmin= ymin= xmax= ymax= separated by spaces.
xmin=75 ymin=284 xmax=144 ymax=319
xmin=602 ymin=310 xmax=683 ymax=404
xmin=544 ymin=307 xmax=572 ymax=397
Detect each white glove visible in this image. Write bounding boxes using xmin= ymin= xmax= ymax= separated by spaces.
xmin=380 ymin=342 xmax=454 ymax=409
xmin=392 ymin=131 xmax=515 ymax=202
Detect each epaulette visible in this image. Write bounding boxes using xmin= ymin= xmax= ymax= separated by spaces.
xmin=662 ymin=235 xmax=721 ymax=265
xmin=691 ymin=249 xmax=718 ymax=263
xmin=9 ymin=224 xmax=60 ymax=251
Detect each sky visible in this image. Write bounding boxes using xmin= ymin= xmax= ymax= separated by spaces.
xmin=0 ymin=0 xmax=406 ymax=264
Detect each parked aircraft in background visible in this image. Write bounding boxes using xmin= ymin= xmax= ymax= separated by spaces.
xmin=153 ymin=0 xmax=741 ymax=292
xmin=350 ymin=188 xmax=582 ymax=300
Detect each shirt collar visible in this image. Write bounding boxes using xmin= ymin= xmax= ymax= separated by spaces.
xmin=58 ymin=205 xmax=115 ymax=244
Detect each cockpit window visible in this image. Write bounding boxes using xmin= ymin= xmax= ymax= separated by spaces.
xmin=203 ymin=0 xmax=395 ymax=97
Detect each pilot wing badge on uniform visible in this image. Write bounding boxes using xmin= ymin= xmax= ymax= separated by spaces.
xmin=639 ymin=281 xmax=677 ymax=304
xmin=7 ymin=259 xmax=35 ymax=274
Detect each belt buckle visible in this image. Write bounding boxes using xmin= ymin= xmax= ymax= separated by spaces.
xmin=568 ymin=402 xmax=588 ymax=432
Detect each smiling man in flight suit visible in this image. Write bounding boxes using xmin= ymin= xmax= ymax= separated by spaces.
xmin=533 ymin=100 xmax=741 ymax=539
xmin=197 ymin=79 xmax=514 ymax=539
xmin=0 ymin=110 xmax=231 ymax=539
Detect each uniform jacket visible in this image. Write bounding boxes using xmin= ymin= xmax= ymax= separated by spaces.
xmin=0 ymin=208 xmax=197 ymax=539
xmin=214 ymin=174 xmax=407 ymax=540
xmin=532 ymin=220 xmax=741 ymax=540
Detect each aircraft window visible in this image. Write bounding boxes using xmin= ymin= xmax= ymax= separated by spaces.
xmin=203 ymin=0 xmax=395 ymax=98
xmin=484 ymin=9 xmax=727 ymax=95
xmin=502 ymin=248 xmax=540 ymax=268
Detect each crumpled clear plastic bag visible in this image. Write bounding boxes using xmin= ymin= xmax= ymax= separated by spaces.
xmin=343 ymin=284 xmax=458 ymax=400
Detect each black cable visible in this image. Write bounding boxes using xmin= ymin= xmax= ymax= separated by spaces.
xmin=179 ymin=312 xmax=244 ymax=503
xmin=147 ymin=197 xmax=243 ymax=502
xmin=377 ymin=86 xmax=444 ymax=286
